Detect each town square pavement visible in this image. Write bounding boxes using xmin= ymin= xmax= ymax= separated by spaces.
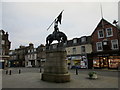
xmin=1 ymin=68 xmax=119 ymax=89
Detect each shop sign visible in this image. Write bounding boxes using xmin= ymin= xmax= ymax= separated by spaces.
xmin=98 ymin=54 xmax=109 ymax=56
xmin=0 ymin=60 xmax=4 ymax=62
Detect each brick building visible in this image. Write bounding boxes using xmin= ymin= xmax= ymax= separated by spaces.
xmin=91 ymin=18 xmax=120 ymax=69
xmin=0 ymin=30 xmax=11 ymax=69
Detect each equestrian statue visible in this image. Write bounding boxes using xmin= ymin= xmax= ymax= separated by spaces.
xmin=46 ymin=10 xmax=67 ymax=47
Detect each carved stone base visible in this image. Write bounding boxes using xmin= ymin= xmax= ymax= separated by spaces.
xmin=41 ymin=47 xmax=70 ymax=83
xmin=41 ymin=73 xmax=70 ymax=83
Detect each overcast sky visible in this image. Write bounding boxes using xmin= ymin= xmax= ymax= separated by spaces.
xmin=1 ymin=0 xmax=119 ymax=49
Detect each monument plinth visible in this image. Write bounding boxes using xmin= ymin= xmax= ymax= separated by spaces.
xmin=41 ymin=44 xmax=70 ymax=83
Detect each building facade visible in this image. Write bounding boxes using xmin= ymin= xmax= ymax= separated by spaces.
xmin=9 ymin=50 xmax=17 ymax=67
xmin=0 ymin=30 xmax=11 ymax=69
xmin=65 ymin=36 xmax=93 ymax=69
xmin=36 ymin=44 xmax=46 ymax=67
xmin=25 ymin=47 xmax=37 ymax=67
xmin=9 ymin=43 xmax=34 ymax=67
xmin=91 ymin=18 xmax=120 ymax=69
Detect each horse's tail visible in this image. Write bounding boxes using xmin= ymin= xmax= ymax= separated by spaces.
xmin=46 ymin=35 xmax=50 ymax=45
xmin=59 ymin=31 xmax=67 ymax=42
xmin=63 ymin=34 xmax=67 ymax=42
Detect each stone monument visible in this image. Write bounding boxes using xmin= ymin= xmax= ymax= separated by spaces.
xmin=41 ymin=11 xmax=70 ymax=83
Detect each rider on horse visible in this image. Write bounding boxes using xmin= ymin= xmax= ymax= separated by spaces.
xmin=52 ymin=20 xmax=59 ymax=39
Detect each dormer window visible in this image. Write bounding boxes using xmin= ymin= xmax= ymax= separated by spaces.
xmin=73 ymin=39 xmax=77 ymax=44
xmin=98 ymin=29 xmax=104 ymax=38
xmin=81 ymin=37 xmax=86 ymax=42
xmin=106 ymin=27 xmax=113 ymax=37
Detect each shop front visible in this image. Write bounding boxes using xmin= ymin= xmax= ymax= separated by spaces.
xmin=67 ymin=54 xmax=91 ymax=69
xmin=93 ymin=52 xmax=120 ymax=69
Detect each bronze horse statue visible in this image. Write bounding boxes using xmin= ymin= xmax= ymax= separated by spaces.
xmin=46 ymin=31 xmax=67 ymax=46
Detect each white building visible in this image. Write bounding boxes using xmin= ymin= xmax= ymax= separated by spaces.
xmin=25 ymin=48 xmax=37 ymax=67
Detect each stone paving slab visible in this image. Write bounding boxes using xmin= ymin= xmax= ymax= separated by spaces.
xmin=2 ymin=68 xmax=119 ymax=88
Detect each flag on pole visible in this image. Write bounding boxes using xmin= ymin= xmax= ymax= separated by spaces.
xmin=47 ymin=10 xmax=64 ymax=31
xmin=56 ymin=10 xmax=64 ymax=24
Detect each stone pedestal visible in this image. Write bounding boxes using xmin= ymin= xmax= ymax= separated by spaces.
xmin=41 ymin=46 xmax=70 ymax=83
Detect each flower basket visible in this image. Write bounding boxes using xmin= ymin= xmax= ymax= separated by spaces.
xmin=88 ymin=71 xmax=97 ymax=79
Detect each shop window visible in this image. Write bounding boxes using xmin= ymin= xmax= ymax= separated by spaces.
xmin=96 ymin=42 xmax=103 ymax=51
xmin=106 ymin=27 xmax=113 ymax=37
xmin=98 ymin=29 xmax=104 ymax=38
xmin=111 ymin=39 xmax=119 ymax=50
xmin=81 ymin=46 xmax=86 ymax=53
xmin=93 ymin=57 xmax=99 ymax=68
xmin=109 ymin=56 xmax=120 ymax=68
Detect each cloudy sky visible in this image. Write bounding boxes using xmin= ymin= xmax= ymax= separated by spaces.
xmin=1 ymin=0 xmax=119 ymax=49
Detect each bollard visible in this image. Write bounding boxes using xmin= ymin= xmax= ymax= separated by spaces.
xmin=76 ymin=68 xmax=78 ymax=75
xmin=9 ymin=70 xmax=11 ymax=75
xmin=40 ymin=68 xmax=42 ymax=73
xmin=18 ymin=69 xmax=21 ymax=74
xmin=6 ymin=70 xmax=8 ymax=75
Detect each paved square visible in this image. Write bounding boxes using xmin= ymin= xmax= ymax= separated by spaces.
xmin=1 ymin=68 xmax=119 ymax=88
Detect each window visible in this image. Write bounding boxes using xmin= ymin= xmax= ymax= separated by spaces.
xmin=73 ymin=39 xmax=77 ymax=44
xmin=81 ymin=46 xmax=86 ymax=53
xmin=0 ymin=32 xmax=3 ymax=35
xmin=96 ymin=42 xmax=103 ymax=51
xmin=1 ymin=40 xmax=5 ymax=45
xmin=111 ymin=39 xmax=119 ymax=50
xmin=28 ymin=50 xmax=30 ymax=53
xmin=98 ymin=30 xmax=104 ymax=38
xmin=106 ymin=28 xmax=113 ymax=37
xmin=81 ymin=37 xmax=86 ymax=42
xmin=34 ymin=48 xmax=36 ymax=52
xmin=72 ymin=48 xmax=76 ymax=54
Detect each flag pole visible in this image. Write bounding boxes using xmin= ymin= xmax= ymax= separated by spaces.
xmin=47 ymin=19 xmax=55 ymax=31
